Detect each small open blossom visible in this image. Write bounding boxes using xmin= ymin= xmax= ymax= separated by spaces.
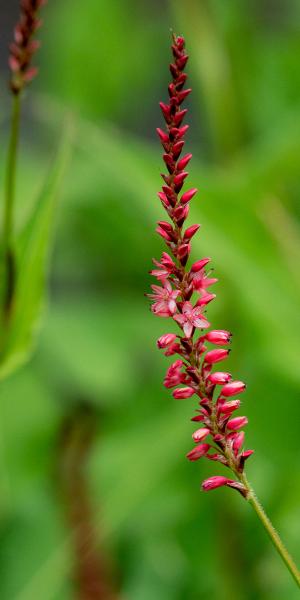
xmin=147 ymin=34 xmax=253 ymax=499
xmin=148 ymin=280 xmax=180 ymax=317
xmin=173 ymin=301 xmax=210 ymax=337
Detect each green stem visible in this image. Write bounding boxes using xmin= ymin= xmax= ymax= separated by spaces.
xmin=240 ymin=472 xmax=300 ymax=588
xmin=2 ymin=93 xmax=21 ymax=315
xmin=3 ymin=93 xmax=21 ymax=250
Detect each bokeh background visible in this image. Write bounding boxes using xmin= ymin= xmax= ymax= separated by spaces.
xmin=0 ymin=1 xmax=300 ymax=598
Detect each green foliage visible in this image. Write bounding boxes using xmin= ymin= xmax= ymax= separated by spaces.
xmin=0 ymin=0 xmax=300 ymax=598
xmin=0 ymin=124 xmax=72 ymax=380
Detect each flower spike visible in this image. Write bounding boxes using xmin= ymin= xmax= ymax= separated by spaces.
xmin=146 ymin=34 xmax=300 ymax=587
xmin=9 ymin=0 xmax=47 ymax=95
xmin=147 ymin=33 xmax=253 ymax=497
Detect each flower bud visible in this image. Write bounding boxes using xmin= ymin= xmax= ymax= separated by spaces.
xmin=205 ymin=330 xmax=232 ymax=344
xmin=159 ymin=102 xmax=171 ymax=122
xmin=173 ymin=386 xmax=195 ymax=399
xmin=191 ymin=257 xmax=211 ymax=272
xmin=156 ymin=128 xmax=169 ymax=144
xmin=220 ymin=381 xmax=246 ymax=397
xmin=195 ymin=293 xmax=216 ymax=307
xmin=180 ymin=188 xmax=198 ymax=204
xmin=172 ymin=140 xmax=185 ymax=159
xmin=183 ymin=224 xmax=200 ymax=240
xmin=204 ymin=349 xmax=229 ymax=364
xmin=177 ymin=153 xmax=192 ymax=170
xmin=192 ymin=428 xmax=210 ymax=443
xmin=208 ymin=372 xmax=232 ymax=385
xmin=186 ymin=443 xmax=210 ymax=461
xmin=202 ymin=476 xmax=229 ymax=491
xmin=157 ymin=333 xmax=177 ymax=349
xmin=232 ymin=431 xmax=245 ymax=454
xmin=218 ymin=399 xmax=240 ymax=414
xmin=156 ymin=226 xmax=172 ymax=242
xmin=227 ymin=416 xmax=248 ymax=431
xmin=173 ymin=109 xmax=188 ymax=126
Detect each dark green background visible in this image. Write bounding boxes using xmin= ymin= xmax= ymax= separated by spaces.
xmin=0 ymin=1 xmax=299 ymax=598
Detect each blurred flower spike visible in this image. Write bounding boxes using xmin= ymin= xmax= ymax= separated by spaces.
xmin=9 ymin=0 xmax=47 ymax=94
xmin=147 ymin=34 xmax=253 ymax=498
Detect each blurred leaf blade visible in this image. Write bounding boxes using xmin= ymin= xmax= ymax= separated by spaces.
xmin=0 ymin=118 xmax=74 ymax=381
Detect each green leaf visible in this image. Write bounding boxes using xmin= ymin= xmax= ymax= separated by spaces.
xmin=0 ymin=120 xmax=74 ymax=380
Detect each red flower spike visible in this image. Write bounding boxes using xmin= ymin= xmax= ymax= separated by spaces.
xmin=148 ymin=35 xmax=253 ymax=498
xmin=9 ymin=0 xmax=47 ymax=94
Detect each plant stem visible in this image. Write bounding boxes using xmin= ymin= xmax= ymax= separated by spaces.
xmin=3 ymin=93 xmax=21 ymax=314
xmin=4 ymin=93 xmax=21 ymax=249
xmin=240 ymin=472 xmax=300 ymax=587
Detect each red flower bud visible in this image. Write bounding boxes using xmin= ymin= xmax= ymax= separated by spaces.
xmin=208 ymin=372 xmax=232 ymax=385
xmin=173 ymin=108 xmax=188 ymax=126
xmin=177 ymin=153 xmax=193 ymax=170
xmin=202 ymin=476 xmax=229 ymax=491
xmin=183 ymin=224 xmax=200 ymax=240
xmin=218 ymin=400 xmax=240 ymax=414
xmin=192 ymin=427 xmax=210 ymax=443
xmin=156 ymin=128 xmax=169 ymax=144
xmin=205 ymin=330 xmax=232 ymax=344
xmin=173 ymin=386 xmax=195 ymax=399
xmin=186 ymin=443 xmax=210 ymax=461
xmin=157 ymin=334 xmax=177 ymax=349
xmin=204 ymin=349 xmax=229 ymax=364
xmin=172 ymin=140 xmax=185 ymax=159
xmin=227 ymin=417 xmax=248 ymax=431
xmin=220 ymin=381 xmax=246 ymax=397
xmin=180 ymin=188 xmax=198 ymax=204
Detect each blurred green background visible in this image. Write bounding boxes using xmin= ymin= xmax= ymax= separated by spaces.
xmin=0 ymin=0 xmax=300 ymax=598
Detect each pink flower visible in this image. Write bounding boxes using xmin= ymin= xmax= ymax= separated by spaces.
xmin=173 ymin=301 xmax=210 ymax=337
xmin=191 ymin=268 xmax=218 ymax=295
xmin=148 ymin=34 xmax=253 ymax=498
xmin=148 ymin=280 xmax=180 ymax=317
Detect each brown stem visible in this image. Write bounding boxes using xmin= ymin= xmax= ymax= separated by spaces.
xmin=57 ymin=404 xmax=119 ymax=600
